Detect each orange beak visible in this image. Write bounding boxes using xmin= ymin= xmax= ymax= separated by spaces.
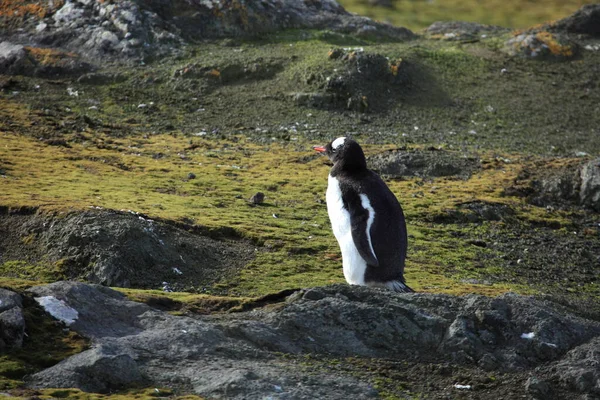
xmin=313 ymin=146 xmax=326 ymax=153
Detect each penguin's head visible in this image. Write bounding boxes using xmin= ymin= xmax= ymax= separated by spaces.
xmin=313 ymin=137 xmax=367 ymax=170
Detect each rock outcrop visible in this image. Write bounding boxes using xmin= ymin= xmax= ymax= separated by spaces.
xmin=0 ymin=0 xmax=414 ymax=64
xmin=25 ymin=282 xmax=600 ymax=399
xmin=507 ymin=158 xmax=600 ymax=211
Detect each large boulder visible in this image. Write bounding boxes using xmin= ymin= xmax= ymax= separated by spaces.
xmin=505 ymin=31 xmax=578 ymax=60
xmin=25 ymin=282 xmax=600 ymax=398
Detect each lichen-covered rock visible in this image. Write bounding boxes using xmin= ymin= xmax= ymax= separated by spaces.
xmin=0 ymin=288 xmax=25 ymax=352
xmin=505 ymin=31 xmax=577 ymax=60
xmin=425 ymin=21 xmax=509 ymax=41
xmin=0 ymin=0 xmax=414 ymax=64
xmin=0 ymin=41 xmax=92 ymax=76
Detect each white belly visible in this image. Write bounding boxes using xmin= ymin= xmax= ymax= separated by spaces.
xmin=326 ymin=175 xmax=366 ymax=285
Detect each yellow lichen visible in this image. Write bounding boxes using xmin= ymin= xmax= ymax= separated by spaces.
xmin=25 ymin=46 xmax=79 ymax=67
xmin=389 ymin=59 xmax=402 ymax=76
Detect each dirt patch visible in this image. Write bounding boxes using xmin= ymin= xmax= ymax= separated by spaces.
xmin=482 ymin=223 xmax=600 ymax=294
xmin=0 ymin=208 xmax=255 ymax=291
xmin=368 ymin=148 xmax=480 ymax=179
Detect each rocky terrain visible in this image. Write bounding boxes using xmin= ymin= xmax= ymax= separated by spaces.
xmin=1 ymin=1 xmax=600 ymax=399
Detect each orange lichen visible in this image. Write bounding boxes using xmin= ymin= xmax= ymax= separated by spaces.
xmin=0 ymin=0 xmax=63 ymax=19
xmin=535 ymin=31 xmax=574 ymax=57
xmin=25 ymin=47 xmax=78 ymax=66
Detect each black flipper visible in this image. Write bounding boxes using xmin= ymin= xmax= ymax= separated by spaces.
xmin=345 ymin=190 xmax=379 ymax=267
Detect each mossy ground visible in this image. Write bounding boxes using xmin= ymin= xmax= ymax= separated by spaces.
xmin=337 ymin=0 xmax=596 ymax=31
xmin=1 ymin=25 xmax=600 ymax=398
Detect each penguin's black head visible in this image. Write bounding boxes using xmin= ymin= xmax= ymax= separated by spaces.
xmin=314 ymin=137 xmax=367 ymax=171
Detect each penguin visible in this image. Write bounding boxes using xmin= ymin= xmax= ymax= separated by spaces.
xmin=314 ymin=137 xmax=413 ymax=292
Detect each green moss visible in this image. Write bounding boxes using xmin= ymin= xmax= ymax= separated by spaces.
xmin=0 ymin=261 xmax=66 ymax=282
xmin=335 ymin=0 xmax=596 ymax=31
xmin=34 ymin=387 xmax=204 ymax=399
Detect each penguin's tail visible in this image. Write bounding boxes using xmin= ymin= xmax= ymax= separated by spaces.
xmin=385 ymin=280 xmax=414 ymax=293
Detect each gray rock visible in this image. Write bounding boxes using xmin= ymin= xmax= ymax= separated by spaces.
xmin=509 ymin=159 xmax=600 ymax=211
xmin=526 ymin=376 xmax=551 ymax=399
xmin=24 ymin=282 xmax=600 ymax=398
xmin=53 ymin=2 xmax=85 ymax=24
xmin=549 ymin=337 xmax=600 ymax=395
xmin=0 ymin=42 xmax=32 ymax=75
xmin=0 ymin=288 xmax=25 ymax=352
xmin=552 ymin=4 xmax=600 ymax=37
xmin=26 ymin=281 xmax=375 ymax=399
xmin=579 ymin=158 xmax=600 ymax=211
xmin=30 ymin=342 xmax=146 ymax=393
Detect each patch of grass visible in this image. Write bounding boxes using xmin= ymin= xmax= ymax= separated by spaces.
xmin=32 ymin=387 xmax=204 ymax=399
xmin=0 ymin=260 xmax=67 ymax=282
xmin=116 ymin=287 xmax=254 ymax=314
xmin=336 ymin=0 xmax=596 ymax=31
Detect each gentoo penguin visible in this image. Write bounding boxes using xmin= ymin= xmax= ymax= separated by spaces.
xmin=314 ymin=137 xmax=413 ymax=292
